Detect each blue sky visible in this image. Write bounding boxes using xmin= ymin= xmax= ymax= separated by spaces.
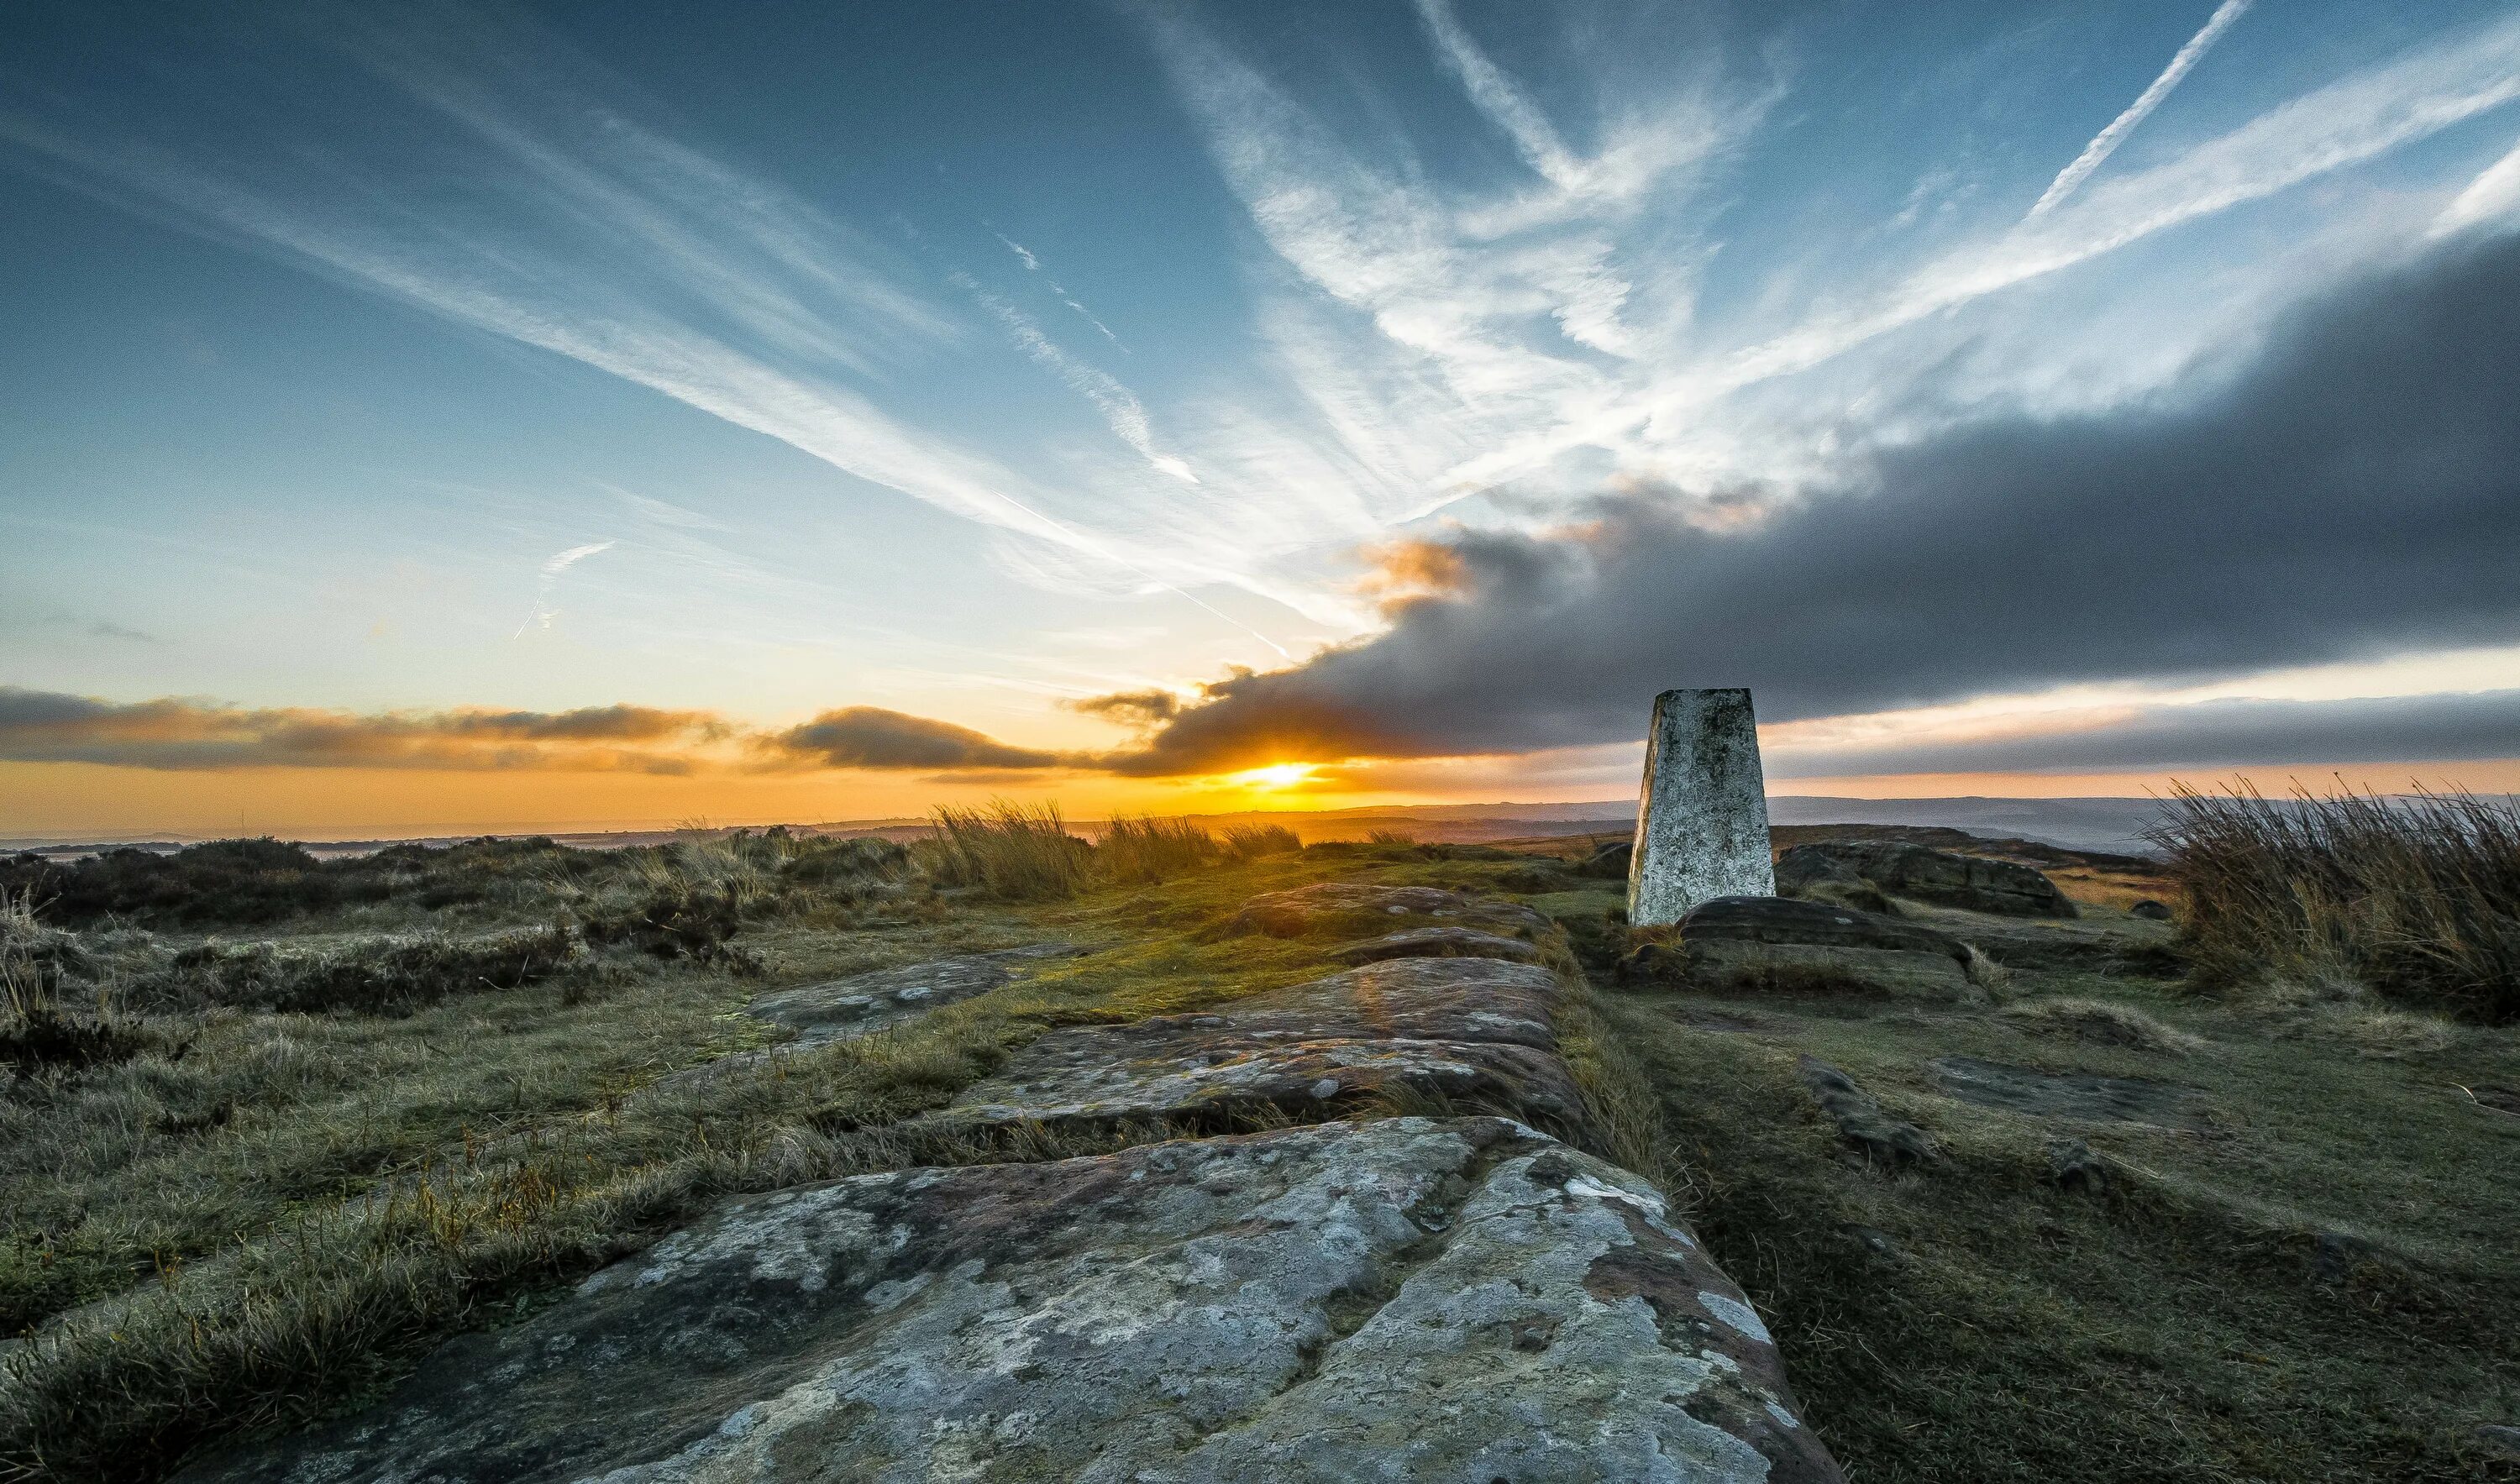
xmin=4 ymin=0 xmax=2519 ymax=833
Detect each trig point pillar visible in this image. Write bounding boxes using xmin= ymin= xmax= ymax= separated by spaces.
xmin=1628 ymin=688 xmax=1775 ymax=926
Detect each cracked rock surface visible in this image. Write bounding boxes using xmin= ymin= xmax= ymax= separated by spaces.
xmin=1229 ymin=881 xmax=1550 ymax=939
xmin=1327 ymin=924 xmax=1550 ymax=967
xmin=178 ymin=1118 xmax=1840 ymax=1484
xmin=942 ymin=956 xmax=1587 ymax=1131
xmin=741 ymin=944 xmax=1077 ymax=1045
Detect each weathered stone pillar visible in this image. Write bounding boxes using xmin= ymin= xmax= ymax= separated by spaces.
xmin=1628 ymin=688 xmax=1775 ymax=926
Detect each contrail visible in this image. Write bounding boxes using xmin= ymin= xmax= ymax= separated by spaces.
xmin=514 ymin=539 xmax=616 ymax=637
xmin=2029 ymin=0 xmax=2252 ymax=218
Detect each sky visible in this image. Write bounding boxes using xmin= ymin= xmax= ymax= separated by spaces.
xmin=3 ymin=0 xmax=2518 ymax=837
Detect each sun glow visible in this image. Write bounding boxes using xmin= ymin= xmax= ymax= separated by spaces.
xmin=1233 ymin=763 xmax=1317 ymax=791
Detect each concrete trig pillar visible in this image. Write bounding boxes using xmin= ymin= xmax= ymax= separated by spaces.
xmin=1627 ymin=688 xmax=1775 ymax=926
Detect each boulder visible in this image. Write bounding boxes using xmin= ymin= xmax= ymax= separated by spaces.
xmin=2129 ymin=899 xmax=2173 ymax=921
xmin=1770 ymin=847 xmax=1894 ymax=914
xmin=1774 ymin=842 xmax=2076 ymax=918
xmin=1798 ymin=1055 xmax=1940 ymax=1164
xmin=1227 ymin=881 xmax=1549 ymax=939
xmin=179 ymin=1118 xmax=1844 ymax=1484
xmin=1681 ymin=895 xmax=1970 ymax=960
xmin=942 ymin=956 xmax=1586 ymax=1131
xmin=1326 ymin=925 xmax=1549 ymax=967
xmin=1573 ymin=839 xmax=1634 ymax=880
xmin=741 ymin=944 xmax=1077 ymax=1046
xmin=1622 ymin=896 xmax=1977 ymax=997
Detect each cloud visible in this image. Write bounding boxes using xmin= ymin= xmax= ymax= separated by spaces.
xmin=1107 ymin=231 xmax=2520 ymax=774
xmin=995 ymin=233 xmax=1041 ymax=270
xmin=2028 ymin=0 xmax=2252 ymax=218
xmin=953 ymin=272 xmax=1198 ymax=483
xmin=516 ymin=538 xmax=617 ymax=637
xmin=1449 ymin=8 xmax=2520 ymax=491
xmin=0 ymin=689 xmax=732 ymax=773
xmin=2434 ymin=133 xmax=2520 ymax=237
xmin=0 ymin=8 xmax=1226 ymax=600
xmin=1767 ymin=690 xmax=2520 ymax=777
xmin=759 ymin=707 xmax=1067 ymax=771
xmin=0 ymin=690 xmax=1089 ymax=777
xmin=1410 ymin=0 xmax=1583 ymax=191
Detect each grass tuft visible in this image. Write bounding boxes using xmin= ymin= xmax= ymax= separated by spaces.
xmin=2003 ymin=996 xmax=2203 ymax=1056
xmin=921 ymin=801 xmax=1090 ymax=901
xmin=1095 ymin=815 xmax=1218 ymax=884
xmin=2151 ymin=781 xmax=2520 ymax=1021
xmin=1219 ymin=823 xmax=1302 ymax=861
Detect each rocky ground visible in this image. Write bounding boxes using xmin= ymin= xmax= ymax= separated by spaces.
xmin=4 ymin=830 xmax=2517 ymax=1481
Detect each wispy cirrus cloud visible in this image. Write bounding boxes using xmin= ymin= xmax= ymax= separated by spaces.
xmin=953 ymin=273 xmax=1197 ymax=482
xmin=0 ymin=7 xmax=1280 ymax=621
xmin=1443 ymin=7 xmax=2520 ymax=493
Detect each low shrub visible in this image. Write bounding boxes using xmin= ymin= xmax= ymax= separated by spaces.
xmin=579 ymin=889 xmax=755 ymax=972
xmin=0 ymin=839 xmax=386 ymax=927
xmin=2151 ymin=783 xmax=2520 ymax=1021
xmin=127 ymin=929 xmax=585 ymax=1016
xmin=0 ymin=891 xmax=144 ymax=1074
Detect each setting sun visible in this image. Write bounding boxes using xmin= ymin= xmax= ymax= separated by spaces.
xmin=1234 ymin=763 xmax=1317 ymax=791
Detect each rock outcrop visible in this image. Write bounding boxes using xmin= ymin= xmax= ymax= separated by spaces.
xmin=741 ymin=944 xmax=1078 ymax=1045
xmin=1624 ymin=896 xmax=1977 ymax=996
xmin=1326 ymin=924 xmax=1550 ymax=967
xmin=1775 ymin=842 xmax=2076 ymax=918
xmin=181 ymin=1119 xmax=1842 ymax=1484
xmin=174 ymin=886 xmax=1850 ymax=1483
xmin=942 ymin=956 xmax=1585 ymax=1132
xmin=1228 ymin=881 xmax=1549 ymax=939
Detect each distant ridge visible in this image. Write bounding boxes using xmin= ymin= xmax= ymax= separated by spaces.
xmin=3 ymin=795 xmax=2175 ymax=859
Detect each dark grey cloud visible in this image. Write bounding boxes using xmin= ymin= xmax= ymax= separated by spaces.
xmin=1767 ymin=690 xmax=2520 ymax=778
xmin=0 ymin=689 xmax=1089 ymax=776
xmin=0 ymin=688 xmax=731 ymax=773
xmin=1114 ymin=232 xmax=2520 ymax=773
xmin=762 ymin=707 xmax=1068 ymax=771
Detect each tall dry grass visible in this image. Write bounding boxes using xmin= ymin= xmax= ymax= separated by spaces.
xmin=923 ymin=801 xmax=1090 ymax=900
xmin=2149 ymin=782 xmax=2520 ymax=1021
xmin=1221 ymin=824 xmax=1302 ymax=860
xmin=1096 ymin=815 xmax=1217 ymax=884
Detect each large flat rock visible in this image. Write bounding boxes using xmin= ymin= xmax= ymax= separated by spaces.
xmin=1326 ymin=923 xmax=1550 ymax=967
xmin=943 ymin=956 xmax=1586 ymax=1130
xmin=1229 ymin=881 xmax=1550 ymax=939
xmin=742 ymin=944 xmax=1077 ymax=1045
xmin=179 ymin=1118 xmax=1842 ymax=1483
xmin=1777 ymin=842 xmax=2076 ymax=918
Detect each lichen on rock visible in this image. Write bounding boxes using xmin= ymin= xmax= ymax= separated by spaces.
xmin=178 ymin=1118 xmax=1842 ymax=1484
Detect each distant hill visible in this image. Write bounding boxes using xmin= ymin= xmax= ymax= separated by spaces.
xmin=2 ymin=794 xmax=2176 ymax=860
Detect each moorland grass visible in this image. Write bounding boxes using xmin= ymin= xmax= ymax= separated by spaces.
xmin=922 ymin=800 xmax=1091 ymax=901
xmin=12 ymin=822 xmax=2513 ymax=1482
xmin=1606 ymin=966 xmax=2520 ymax=1481
xmin=2153 ymin=782 xmax=2520 ymax=1021
xmin=1095 ymin=815 xmax=1218 ymax=884
xmin=1219 ymin=822 xmax=1302 ymax=859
